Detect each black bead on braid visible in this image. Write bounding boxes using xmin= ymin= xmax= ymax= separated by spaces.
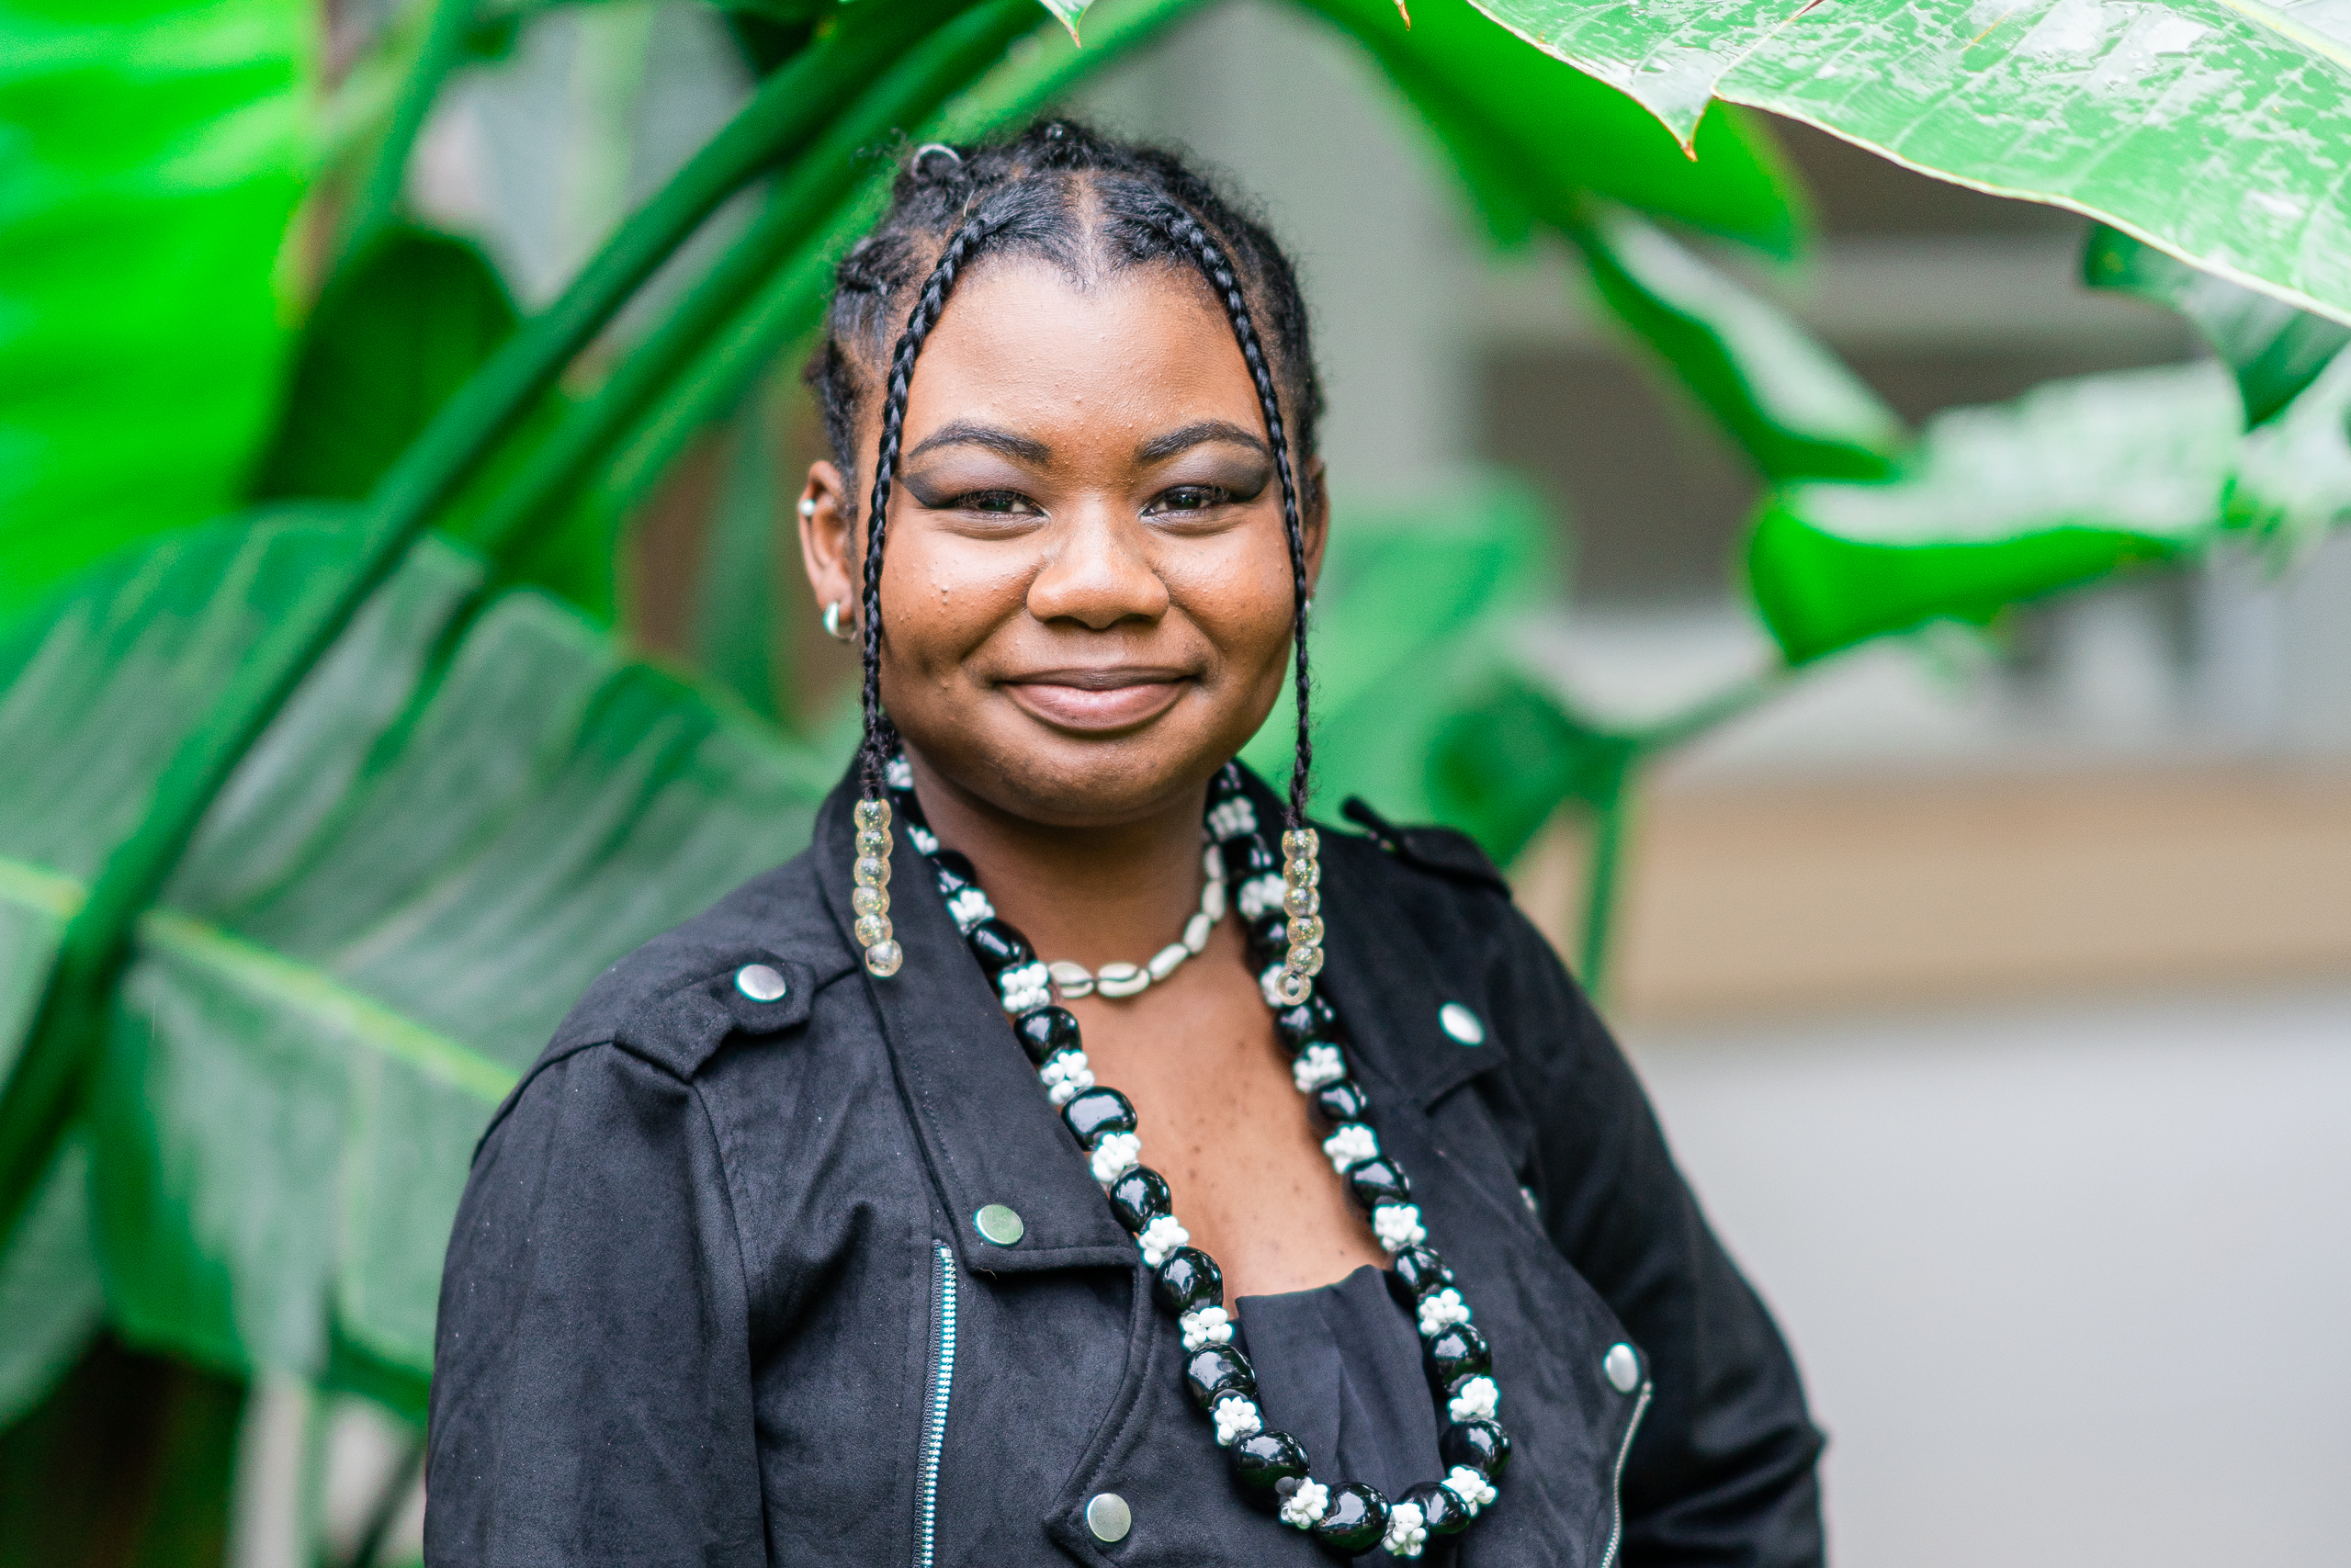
xmin=808 ymin=120 xmax=1328 ymax=825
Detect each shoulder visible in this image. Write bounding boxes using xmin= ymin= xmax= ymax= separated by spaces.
xmin=533 ymin=849 xmax=860 ymax=1089
xmin=1332 ymin=796 xmax=1514 ymax=901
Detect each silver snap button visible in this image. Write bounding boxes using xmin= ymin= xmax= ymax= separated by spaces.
xmin=734 ymin=963 xmax=789 ymax=1002
xmin=974 ymin=1203 xmax=1024 ymax=1247
xmin=1603 ymin=1342 xmax=1640 ymax=1393
xmin=1085 ymin=1492 xmax=1131 ymax=1543
xmin=1439 ymin=1001 xmax=1486 ymax=1045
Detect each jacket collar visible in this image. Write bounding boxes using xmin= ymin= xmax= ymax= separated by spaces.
xmin=815 ymin=775 xmax=1137 ymax=1277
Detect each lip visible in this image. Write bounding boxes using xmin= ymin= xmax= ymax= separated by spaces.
xmin=1000 ymin=666 xmax=1192 ymax=732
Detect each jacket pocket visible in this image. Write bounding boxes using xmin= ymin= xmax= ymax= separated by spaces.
xmin=915 ymin=1240 xmax=960 ymax=1568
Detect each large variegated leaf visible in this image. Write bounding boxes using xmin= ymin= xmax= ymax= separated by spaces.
xmin=1466 ymin=0 xmax=2351 ymax=325
xmin=1298 ymin=0 xmax=1802 ymax=251
xmin=0 ymin=522 xmax=830 ymax=1413
xmin=2225 ymin=348 xmax=2351 ymax=558
xmin=0 ymin=0 xmax=312 ymax=621
xmin=1747 ymin=362 xmax=2241 ymax=664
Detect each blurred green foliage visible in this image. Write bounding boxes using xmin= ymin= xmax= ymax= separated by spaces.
xmin=5 ymin=0 xmax=2351 ymax=1559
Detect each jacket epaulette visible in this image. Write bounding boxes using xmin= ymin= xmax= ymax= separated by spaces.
xmin=1340 ymin=796 xmax=1513 ymax=900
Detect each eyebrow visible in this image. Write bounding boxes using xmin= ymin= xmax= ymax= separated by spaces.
xmin=1135 ymin=420 xmax=1270 ymax=464
xmin=905 ymin=420 xmax=1052 ymax=464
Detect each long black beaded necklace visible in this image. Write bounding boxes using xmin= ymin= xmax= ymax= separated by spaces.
xmin=869 ymin=757 xmax=1511 ymax=1559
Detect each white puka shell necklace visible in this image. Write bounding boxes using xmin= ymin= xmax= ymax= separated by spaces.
xmin=1045 ymin=844 xmax=1227 ymax=999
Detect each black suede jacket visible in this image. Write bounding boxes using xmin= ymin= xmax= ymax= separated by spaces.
xmin=425 ymin=770 xmax=1824 ymax=1568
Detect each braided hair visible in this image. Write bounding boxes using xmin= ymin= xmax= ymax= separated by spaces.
xmin=804 ymin=119 xmax=1327 ymax=832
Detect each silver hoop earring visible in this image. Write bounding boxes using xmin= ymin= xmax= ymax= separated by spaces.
xmin=823 ymin=601 xmax=849 ymax=640
xmin=797 ymin=496 xmax=818 ymax=521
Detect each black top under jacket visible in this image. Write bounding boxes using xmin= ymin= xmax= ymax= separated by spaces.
xmin=425 ymin=765 xmax=1825 ymax=1568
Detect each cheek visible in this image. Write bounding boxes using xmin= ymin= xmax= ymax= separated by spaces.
xmin=1162 ymin=525 xmax=1299 ymax=671
xmin=877 ymin=527 xmax=1034 ymax=671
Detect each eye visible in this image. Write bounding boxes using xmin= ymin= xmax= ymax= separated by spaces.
xmin=949 ymin=490 xmax=1040 ymax=516
xmin=1145 ymin=484 xmax=1233 ymax=516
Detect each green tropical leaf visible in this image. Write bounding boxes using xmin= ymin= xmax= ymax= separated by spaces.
xmin=1238 ymin=473 xmax=1559 ymax=840
xmin=0 ymin=520 xmax=830 ymax=1402
xmin=2083 ymin=222 xmax=2351 ymax=428
xmin=0 ymin=1138 xmax=100 ymax=1426
xmin=0 ymin=0 xmax=312 ymax=623
xmin=2224 ymin=348 xmax=2351 ymax=559
xmin=1464 ymin=0 xmax=2351 ymax=325
xmin=1566 ymin=201 xmax=1901 ymax=481
xmin=1298 ymin=0 xmax=1802 ymax=252
xmin=1747 ymin=362 xmax=2241 ymax=665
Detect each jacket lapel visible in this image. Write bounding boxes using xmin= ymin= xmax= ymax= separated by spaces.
xmin=815 ymin=779 xmax=1137 ymax=1276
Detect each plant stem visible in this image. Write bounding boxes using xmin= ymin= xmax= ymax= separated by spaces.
xmin=1577 ymin=774 xmax=1630 ymax=998
xmin=463 ymin=0 xmax=1044 ymax=568
xmin=0 ymin=0 xmax=967 ymax=1249
xmin=339 ymin=0 xmax=477 ymax=269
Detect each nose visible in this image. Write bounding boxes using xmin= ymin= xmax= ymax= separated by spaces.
xmin=1025 ymin=505 xmax=1170 ymax=631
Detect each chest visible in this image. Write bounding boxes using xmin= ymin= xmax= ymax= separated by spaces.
xmin=1066 ymin=921 xmax=1388 ymax=1302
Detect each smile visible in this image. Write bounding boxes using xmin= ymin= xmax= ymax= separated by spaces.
xmin=1000 ymin=668 xmax=1192 ymax=732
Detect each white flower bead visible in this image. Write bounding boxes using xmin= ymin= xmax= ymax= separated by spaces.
xmin=1372 ymin=1202 xmax=1427 ymax=1252
xmin=1207 ymin=796 xmax=1258 ymax=841
xmin=1211 ymin=1393 xmax=1261 ymax=1447
xmin=1090 ymin=1132 xmax=1142 ymax=1185
xmin=1444 ymin=1465 xmax=1497 ymax=1513
xmin=1136 ymin=1213 xmax=1191 ymax=1267
xmin=1384 ymin=1501 xmax=1428 ymax=1558
xmin=945 ymin=886 xmax=992 ymax=933
xmin=886 ymin=755 xmax=915 ymax=790
xmin=1448 ymin=1374 xmax=1500 ymax=1422
xmin=1040 ymin=1051 xmax=1093 ymax=1106
xmin=1279 ymin=1479 xmax=1330 ymax=1529
xmin=906 ymin=821 xmax=939 ymax=855
xmin=1180 ymin=1306 xmax=1234 ymax=1351
xmin=1293 ymin=1044 xmax=1346 ymax=1092
xmin=1417 ymin=1288 xmax=1471 ymax=1336
xmin=1237 ymin=873 xmax=1285 ymax=919
xmin=1322 ymin=1122 xmax=1378 ymax=1173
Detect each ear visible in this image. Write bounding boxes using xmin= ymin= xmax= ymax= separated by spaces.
xmin=797 ymin=460 xmax=857 ymax=628
xmin=1300 ymin=457 xmax=1330 ymax=592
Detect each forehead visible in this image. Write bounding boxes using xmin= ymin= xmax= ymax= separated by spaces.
xmin=894 ymin=256 xmax=1263 ymax=447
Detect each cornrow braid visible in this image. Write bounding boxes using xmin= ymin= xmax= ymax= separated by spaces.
xmin=854 ymin=206 xmax=1004 ymax=801
xmin=1136 ymin=201 xmax=1313 ymax=828
xmin=812 ymin=120 xmax=1327 ymax=831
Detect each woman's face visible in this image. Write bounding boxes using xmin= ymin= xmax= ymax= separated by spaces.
xmin=799 ymin=257 xmax=1326 ymax=829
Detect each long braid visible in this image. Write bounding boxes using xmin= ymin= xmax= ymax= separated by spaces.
xmin=1149 ymin=206 xmax=1315 ymax=829
xmin=854 ymin=211 xmax=1000 ymax=806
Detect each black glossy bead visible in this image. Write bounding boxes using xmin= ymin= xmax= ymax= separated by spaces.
xmin=931 ymin=847 xmax=978 ymax=886
xmin=1221 ymin=836 xmax=1280 ymax=881
xmin=1245 ymin=910 xmax=1291 ymax=964
xmin=1312 ymin=1078 xmax=1372 ymax=1125
xmin=1153 ymin=1247 xmax=1222 ymax=1314
xmin=1107 ymin=1167 xmax=1171 ymax=1234
xmin=1310 ymin=1482 xmax=1390 ymax=1556
xmin=1012 ymin=1007 xmax=1080 ymax=1066
xmin=1403 ymin=1480 xmax=1469 ymax=1537
xmin=1424 ymin=1322 xmax=1492 ymax=1392
xmin=1441 ymin=1417 xmax=1512 ymax=1477
xmin=1228 ymin=1429 xmax=1309 ymax=1506
xmin=1273 ymin=992 xmax=1343 ymax=1053
xmin=1183 ymin=1345 xmax=1257 ymax=1408
xmin=1061 ymin=1087 xmax=1136 ymax=1146
xmin=1344 ymin=1156 xmax=1412 ymax=1209
xmin=1387 ymin=1245 xmax=1455 ymax=1301
xmin=966 ymin=918 xmax=1034 ymax=975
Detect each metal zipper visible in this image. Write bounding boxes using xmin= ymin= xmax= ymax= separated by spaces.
xmin=914 ymin=1242 xmax=959 ymax=1568
xmin=1598 ymin=1380 xmax=1654 ymax=1568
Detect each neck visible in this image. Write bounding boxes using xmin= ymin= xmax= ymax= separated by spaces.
xmin=901 ymin=750 xmax=1211 ymax=969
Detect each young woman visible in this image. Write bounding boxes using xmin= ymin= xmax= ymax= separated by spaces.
xmin=426 ymin=121 xmax=1823 ymax=1567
